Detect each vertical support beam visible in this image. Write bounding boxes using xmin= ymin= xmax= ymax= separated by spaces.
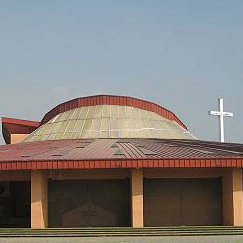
xmin=232 ymin=168 xmax=243 ymax=226
xmin=222 ymin=168 xmax=243 ymax=226
xmin=131 ymin=169 xmax=143 ymax=227
xmin=31 ymin=171 xmax=48 ymax=229
xmin=222 ymin=170 xmax=233 ymax=225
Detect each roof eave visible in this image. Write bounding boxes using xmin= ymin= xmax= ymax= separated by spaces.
xmin=2 ymin=117 xmax=40 ymax=144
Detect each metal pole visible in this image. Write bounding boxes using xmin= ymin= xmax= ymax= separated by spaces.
xmin=219 ymin=98 xmax=224 ymax=142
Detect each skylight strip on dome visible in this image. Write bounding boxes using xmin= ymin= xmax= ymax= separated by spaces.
xmin=77 ymin=106 xmax=83 ymax=119
xmin=88 ymin=107 xmax=95 ymax=138
xmin=50 ymin=114 xmax=60 ymax=123
xmin=117 ymin=106 xmax=120 ymax=138
xmin=60 ymin=120 xmax=73 ymax=139
xmin=108 ymin=105 xmax=111 ymax=138
xmin=72 ymin=108 xmax=80 ymax=120
xmin=80 ymin=106 xmax=90 ymax=137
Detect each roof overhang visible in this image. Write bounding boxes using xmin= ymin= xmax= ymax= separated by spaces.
xmin=0 ymin=158 xmax=242 ymax=171
xmin=0 ymin=138 xmax=243 ymax=170
xmin=2 ymin=117 xmax=40 ymax=144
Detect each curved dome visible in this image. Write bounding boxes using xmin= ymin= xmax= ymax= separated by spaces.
xmin=23 ymin=95 xmax=196 ymax=142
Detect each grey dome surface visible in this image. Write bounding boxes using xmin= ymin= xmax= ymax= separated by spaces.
xmin=23 ymin=105 xmax=195 ymax=142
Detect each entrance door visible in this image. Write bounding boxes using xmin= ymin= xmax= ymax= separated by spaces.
xmin=144 ymin=178 xmax=222 ymax=226
xmin=0 ymin=181 xmax=30 ymax=227
xmin=49 ymin=179 xmax=130 ymax=227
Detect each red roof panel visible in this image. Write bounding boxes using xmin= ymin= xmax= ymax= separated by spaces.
xmin=0 ymin=138 xmax=242 ymax=170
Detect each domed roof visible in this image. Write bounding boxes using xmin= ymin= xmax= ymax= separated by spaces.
xmin=23 ymin=95 xmax=196 ymax=142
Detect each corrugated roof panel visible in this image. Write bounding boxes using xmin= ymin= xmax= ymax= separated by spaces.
xmin=1 ymin=138 xmax=243 ymax=164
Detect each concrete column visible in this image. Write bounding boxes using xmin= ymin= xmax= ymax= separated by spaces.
xmin=131 ymin=169 xmax=143 ymax=227
xmin=232 ymin=168 xmax=243 ymax=226
xmin=222 ymin=168 xmax=243 ymax=226
xmin=31 ymin=171 xmax=48 ymax=228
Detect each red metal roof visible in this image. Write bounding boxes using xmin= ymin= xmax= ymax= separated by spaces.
xmin=0 ymin=139 xmax=243 ymax=170
xmin=2 ymin=117 xmax=40 ymax=144
xmin=40 ymin=95 xmax=188 ymax=129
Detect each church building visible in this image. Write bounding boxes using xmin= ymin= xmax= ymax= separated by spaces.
xmin=0 ymin=95 xmax=243 ymax=228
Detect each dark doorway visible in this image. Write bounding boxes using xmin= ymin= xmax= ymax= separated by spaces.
xmin=144 ymin=178 xmax=222 ymax=226
xmin=49 ymin=179 xmax=130 ymax=227
xmin=0 ymin=181 xmax=30 ymax=227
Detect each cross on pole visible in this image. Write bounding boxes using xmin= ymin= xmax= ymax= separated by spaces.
xmin=208 ymin=98 xmax=233 ymax=143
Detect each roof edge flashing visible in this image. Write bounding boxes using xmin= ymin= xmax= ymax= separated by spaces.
xmin=40 ymin=94 xmax=188 ymax=130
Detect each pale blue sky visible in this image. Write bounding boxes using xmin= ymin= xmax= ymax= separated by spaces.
xmin=0 ymin=0 xmax=242 ymax=144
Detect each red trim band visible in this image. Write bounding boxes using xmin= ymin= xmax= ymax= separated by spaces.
xmin=0 ymin=158 xmax=242 ymax=170
xmin=41 ymin=95 xmax=188 ymax=129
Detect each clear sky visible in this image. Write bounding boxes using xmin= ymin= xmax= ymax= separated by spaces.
xmin=0 ymin=0 xmax=242 ymax=144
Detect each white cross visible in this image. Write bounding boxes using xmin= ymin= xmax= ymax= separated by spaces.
xmin=208 ymin=98 xmax=233 ymax=143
